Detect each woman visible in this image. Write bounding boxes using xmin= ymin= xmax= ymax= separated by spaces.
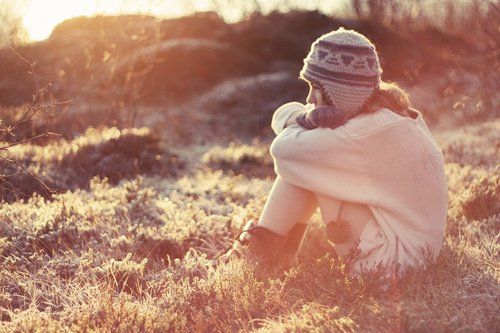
xmin=223 ymin=28 xmax=448 ymax=274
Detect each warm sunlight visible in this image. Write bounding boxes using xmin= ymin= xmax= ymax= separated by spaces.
xmin=22 ymin=0 xmax=214 ymax=41
xmin=23 ymin=1 xmax=95 ymax=41
xmin=1 ymin=0 xmax=497 ymax=331
xmin=22 ymin=0 xmax=346 ymax=42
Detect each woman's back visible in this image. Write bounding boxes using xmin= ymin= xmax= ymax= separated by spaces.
xmin=271 ymin=107 xmax=448 ymax=271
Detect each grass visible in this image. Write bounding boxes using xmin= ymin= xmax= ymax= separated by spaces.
xmin=0 ymin=118 xmax=498 ymax=332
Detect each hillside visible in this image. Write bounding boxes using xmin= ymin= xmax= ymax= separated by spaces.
xmin=1 ymin=11 xmax=497 ymax=136
xmin=0 ymin=10 xmax=499 ymax=332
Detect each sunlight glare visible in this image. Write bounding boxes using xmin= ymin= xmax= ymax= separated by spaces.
xmin=22 ymin=0 xmax=346 ymax=42
xmin=23 ymin=1 xmax=95 ymax=41
xmin=22 ymin=0 xmax=203 ymax=42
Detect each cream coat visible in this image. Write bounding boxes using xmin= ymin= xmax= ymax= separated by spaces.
xmin=271 ymin=102 xmax=448 ymax=273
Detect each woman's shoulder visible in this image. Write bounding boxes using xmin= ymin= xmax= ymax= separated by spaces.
xmin=344 ymin=108 xmax=421 ymax=138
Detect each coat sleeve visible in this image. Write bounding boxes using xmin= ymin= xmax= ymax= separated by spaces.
xmin=271 ymin=102 xmax=310 ymax=135
xmin=270 ymin=124 xmax=378 ymax=204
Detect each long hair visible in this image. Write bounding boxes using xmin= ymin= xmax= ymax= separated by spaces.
xmin=362 ymin=81 xmax=412 ymax=117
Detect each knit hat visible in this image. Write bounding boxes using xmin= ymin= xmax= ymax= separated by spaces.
xmin=300 ymin=28 xmax=382 ymax=117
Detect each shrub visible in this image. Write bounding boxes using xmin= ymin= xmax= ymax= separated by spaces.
xmin=95 ymin=253 xmax=148 ymax=294
xmin=59 ymin=127 xmax=169 ymax=185
xmin=202 ymin=141 xmax=274 ymax=178
xmin=460 ymin=175 xmax=499 ymax=220
xmin=0 ymin=127 xmax=182 ymax=202
xmin=176 ymin=71 xmax=306 ymax=142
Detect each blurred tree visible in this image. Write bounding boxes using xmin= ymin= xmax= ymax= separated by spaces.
xmin=207 ymin=0 xmax=329 ymax=21
xmin=348 ymin=0 xmax=499 ymax=44
xmin=349 ymin=0 xmax=427 ymax=26
xmin=0 ymin=0 xmax=30 ymax=47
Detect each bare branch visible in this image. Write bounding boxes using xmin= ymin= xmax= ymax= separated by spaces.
xmin=0 ymin=48 xmax=62 ymax=200
xmin=0 ymin=155 xmax=56 ymax=196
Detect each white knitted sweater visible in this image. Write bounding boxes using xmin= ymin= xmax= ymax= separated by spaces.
xmin=270 ymin=102 xmax=448 ymax=272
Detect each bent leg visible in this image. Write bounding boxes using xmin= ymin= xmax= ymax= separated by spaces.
xmin=316 ymin=194 xmax=372 ymax=257
xmin=258 ymin=176 xmax=318 ymax=235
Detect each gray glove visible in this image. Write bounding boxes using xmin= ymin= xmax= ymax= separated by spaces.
xmin=296 ymin=105 xmax=347 ymax=129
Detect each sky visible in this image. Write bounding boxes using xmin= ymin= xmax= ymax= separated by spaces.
xmin=21 ymin=0 xmax=347 ymax=42
xmin=22 ymin=0 xmax=213 ymax=41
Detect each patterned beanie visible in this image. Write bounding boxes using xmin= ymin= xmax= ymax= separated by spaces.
xmin=300 ymin=28 xmax=382 ymax=117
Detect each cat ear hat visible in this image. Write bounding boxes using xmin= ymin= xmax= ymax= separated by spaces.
xmin=300 ymin=28 xmax=382 ymax=117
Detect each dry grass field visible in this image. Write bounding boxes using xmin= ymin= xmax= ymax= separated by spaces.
xmin=0 ymin=5 xmax=499 ymax=333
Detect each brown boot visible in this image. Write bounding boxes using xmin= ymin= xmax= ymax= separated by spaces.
xmin=279 ymin=223 xmax=308 ymax=267
xmin=220 ymin=220 xmax=287 ymax=266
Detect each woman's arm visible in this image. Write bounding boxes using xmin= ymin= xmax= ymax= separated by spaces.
xmin=270 ymin=125 xmax=373 ymax=202
xmin=271 ymin=102 xmax=311 ymax=135
xmin=296 ymin=105 xmax=347 ymax=129
xmin=272 ymin=102 xmax=348 ymax=134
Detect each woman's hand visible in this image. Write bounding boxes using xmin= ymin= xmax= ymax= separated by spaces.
xmin=296 ymin=105 xmax=347 ymax=129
